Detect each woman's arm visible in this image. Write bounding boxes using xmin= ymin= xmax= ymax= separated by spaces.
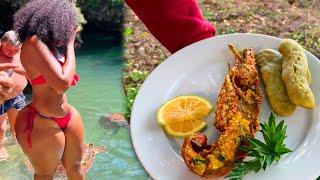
xmin=22 ymin=32 xmax=77 ymax=93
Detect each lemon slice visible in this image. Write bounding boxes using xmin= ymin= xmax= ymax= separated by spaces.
xmin=157 ymin=96 xmax=213 ymax=137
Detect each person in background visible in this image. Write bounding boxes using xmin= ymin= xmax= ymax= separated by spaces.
xmin=125 ymin=0 xmax=216 ymax=53
xmin=0 ymin=31 xmax=27 ymax=150
xmin=0 ymin=31 xmax=27 ymax=140
xmin=13 ymin=0 xmax=84 ymax=179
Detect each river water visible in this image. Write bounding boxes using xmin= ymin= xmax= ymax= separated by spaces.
xmin=0 ymin=34 xmax=148 ymax=180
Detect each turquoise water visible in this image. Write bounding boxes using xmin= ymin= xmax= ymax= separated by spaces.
xmin=0 ymin=34 xmax=148 ymax=179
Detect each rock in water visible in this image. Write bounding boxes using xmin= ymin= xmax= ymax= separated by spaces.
xmin=25 ymin=144 xmax=106 ymax=179
xmin=99 ymin=113 xmax=129 ymax=129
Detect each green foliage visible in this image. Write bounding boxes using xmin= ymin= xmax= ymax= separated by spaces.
xmin=123 ymin=27 xmax=133 ymax=36
xmin=72 ymin=3 xmax=87 ymax=32
xmin=123 ymin=70 xmax=149 ymax=119
xmin=128 ymin=70 xmax=148 ymax=82
xmin=0 ymin=0 xmax=89 ymax=34
xmin=227 ymin=113 xmax=292 ymax=180
xmin=203 ymin=10 xmax=214 ymax=22
xmin=227 ymin=160 xmax=261 ymax=180
xmin=0 ymin=0 xmax=28 ymax=33
xmin=76 ymin=0 xmax=124 ymax=32
xmin=224 ymin=27 xmax=236 ymax=34
xmin=125 ymin=86 xmax=138 ymax=119
xmin=0 ymin=0 xmax=28 ymax=9
xmin=124 ymin=59 xmax=133 ymax=68
xmin=291 ymin=26 xmax=320 ymax=58
xmin=123 ymin=70 xmax=148 ymax=88
xmin=86 ymin=0 xmax=101 ymax=8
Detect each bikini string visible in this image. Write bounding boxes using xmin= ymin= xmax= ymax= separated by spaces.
xmin=71 ymin=74 xmax=79 ymax=86
xmin=24 ymin=106 xmax=36 ymax=148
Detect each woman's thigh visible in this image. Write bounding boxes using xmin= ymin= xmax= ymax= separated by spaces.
xmin=15 ymin=107 xmax=65 ymax=175
xmin=62 ymin=106 xmax=84 ymax=169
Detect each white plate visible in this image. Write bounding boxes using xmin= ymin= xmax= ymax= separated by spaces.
xmin=130 ymin=33 xmax=320 ymax=180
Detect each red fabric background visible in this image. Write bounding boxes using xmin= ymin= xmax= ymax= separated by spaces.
xmin=126 ymin=0 xmax=216 ymax=53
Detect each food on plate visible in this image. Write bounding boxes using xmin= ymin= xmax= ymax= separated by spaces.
xmin=256 ymin=49 xmax=296 ymax=116
xmin=157 ymin=96 xmax=213 ymax=137
xmin=279 ymin=39 xmax=315 ymax=109
xmin=227 ymin=113 xmax=292 ymax=180
xmin=181 ymin=45 xmax=262 ymax=178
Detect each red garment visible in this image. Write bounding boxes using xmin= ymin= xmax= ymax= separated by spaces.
xmin=30 ymin=73 xmax=79 ymax=86
xmin=24 ymin=106 xmax=72 ymax=148
xmin=126 ymin=0 xmax=216 ymax=53
xmin=30 ymin=49 xmax=79 ymax=86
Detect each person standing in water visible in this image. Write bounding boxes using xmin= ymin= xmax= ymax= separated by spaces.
xmin=0 ymin=31 xmax=27 ymax=143
xmin=0 ymin=31 xmax=27 ymax=160
xmin=13 ymin=0 xmax=84 ymax=179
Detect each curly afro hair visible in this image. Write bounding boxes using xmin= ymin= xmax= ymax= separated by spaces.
xmin=13 ymin=0 xmax=76 ymax=49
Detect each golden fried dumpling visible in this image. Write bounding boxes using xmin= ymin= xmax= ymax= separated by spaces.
xmin=256 ymin=49 xmax=296 ymax=116
xmin=279 ymin=39 xmax=315 ymax=109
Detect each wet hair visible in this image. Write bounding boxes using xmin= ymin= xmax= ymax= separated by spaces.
xmin=1 ymin=30 xmax=21 ymax=47
xmin=13 ymin=0 xmax=76 ymax=49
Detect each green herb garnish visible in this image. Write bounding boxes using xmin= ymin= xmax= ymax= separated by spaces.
xmin=218 ymin=154 xmax=226 ymax=161
xmin=226 ymin=112 xmax=292 ymax=180
xmin=192 ymin=157 xmax=208 ymax=165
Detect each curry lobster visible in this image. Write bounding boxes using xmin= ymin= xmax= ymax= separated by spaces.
xmin=181 ymin=45 xmax=262 ymax=178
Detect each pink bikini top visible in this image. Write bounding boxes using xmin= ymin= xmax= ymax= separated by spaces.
xmin=30 ymin=49 xmax=79 ymax=86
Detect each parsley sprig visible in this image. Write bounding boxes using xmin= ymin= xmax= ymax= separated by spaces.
xmin=226 ymin=112 xmax=292 ymax=180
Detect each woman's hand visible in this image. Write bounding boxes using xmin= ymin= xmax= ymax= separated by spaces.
xmin=68 ymin=27 xmax=79 ymax=47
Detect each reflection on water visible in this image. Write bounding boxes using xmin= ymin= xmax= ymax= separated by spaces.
xmin=0 ymin=34 xmax=148 ymax=179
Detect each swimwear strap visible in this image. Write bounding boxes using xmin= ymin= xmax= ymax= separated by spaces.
xmin=24 ymin=106 xmax=36 ymax=148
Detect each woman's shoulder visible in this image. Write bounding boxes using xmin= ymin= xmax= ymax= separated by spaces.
xmin=23 ymin=35 xmax=41 ymax=47
xmin=22 ymin=35 xmax=49 ymax=56
xmin=25 ymin=34 xmax=37 ymax=42
xmin=20 ymin=35 xmax=40 ymax=64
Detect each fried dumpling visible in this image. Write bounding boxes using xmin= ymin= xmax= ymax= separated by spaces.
xmin=256 ymin=49 xmax=296 ymax=115
xmin=279 ymin=39 xmax=315 ymax=109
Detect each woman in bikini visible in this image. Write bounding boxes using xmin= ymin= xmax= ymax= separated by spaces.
xmin=13 ymin=0 xmax=84 ymax=179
